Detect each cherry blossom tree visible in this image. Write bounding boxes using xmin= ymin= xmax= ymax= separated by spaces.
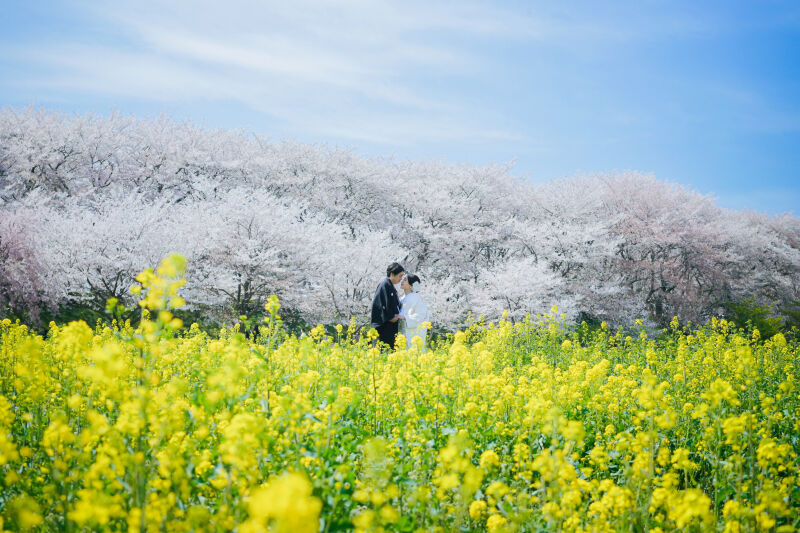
xmin=2 ymin=107 xmax=797 ymax=331
xmin=0 ymin=209 xmax=47 ymax=321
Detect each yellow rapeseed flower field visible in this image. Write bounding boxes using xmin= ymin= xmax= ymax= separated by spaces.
xmin=1 ymin=255 xmax=797 ymax=532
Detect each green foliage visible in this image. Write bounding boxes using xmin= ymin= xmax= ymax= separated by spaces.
xmin=779 ymin=299 xmax=800 ymax=339
xmin=724 ymin=297 xmax=786 ymax=339
xmin=18 ymin=293 xmax=800 ymax=346
xmin=30 ymin=300 xmax=109 ymax=332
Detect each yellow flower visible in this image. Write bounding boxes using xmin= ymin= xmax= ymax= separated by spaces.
xmin=668 ymin=489 xmax=712 ymax=529
xmin=156 ymin=253 xmax=187 ymax=278
xmin=701 ymin=379 xmax=740 ymax=409
xmin=486 ymin=513 xmax=508 ymax=531
xmin=248 ymin=473 xmax=321 ymax=533
xmin=479 ymin=449 xmax=500 ymax=470
xmin=469 ymin=500 xmax=487 ymax=520
xmin=671 ymin=448 xmax=697 ymax=471
xmin=209 ymin=475 xmax=228 ymax=490
xmin=379 ymin=504 xmax=399 ymax=524
xmin=486 ymin=481 xmax=510 ymax=499
xmin=2 ymin=253 xmax=799 ymax=533
xmin=5 ymin=495 xmax=44 ymax=530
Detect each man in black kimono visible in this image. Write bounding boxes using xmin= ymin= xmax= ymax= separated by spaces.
xmin=371 ymin=262 xmax=405 ymax=349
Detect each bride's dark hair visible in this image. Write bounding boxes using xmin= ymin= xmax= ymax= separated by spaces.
xmin=407 ymin=274 xmax=421 ymax=286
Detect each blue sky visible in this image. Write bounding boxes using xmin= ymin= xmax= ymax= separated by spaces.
xmin=2 ymin=0 xmax=799 ymax=214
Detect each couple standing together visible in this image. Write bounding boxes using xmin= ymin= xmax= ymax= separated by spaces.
xmin=370 ymin=262 xmax=431 ymax=349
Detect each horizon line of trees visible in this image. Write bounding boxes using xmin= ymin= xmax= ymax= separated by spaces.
xmin=1 ymin=106 xmax=799 ymax=334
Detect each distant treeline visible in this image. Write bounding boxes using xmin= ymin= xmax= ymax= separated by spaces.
xmin=1 ymin=107 xmax=798 ymax=333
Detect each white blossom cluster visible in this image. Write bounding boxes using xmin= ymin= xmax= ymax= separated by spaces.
xmin=1 ymin=107 xmax=798 ymax=329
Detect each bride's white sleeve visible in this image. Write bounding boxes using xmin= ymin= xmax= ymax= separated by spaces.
xmin=405 ymin=295 xmax=427 ymax=330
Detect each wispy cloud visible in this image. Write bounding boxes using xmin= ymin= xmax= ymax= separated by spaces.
xmin=1 ymin=0 xmax=739 ymax=145
xmin=4 ymin=0 xmax=538 ymax=145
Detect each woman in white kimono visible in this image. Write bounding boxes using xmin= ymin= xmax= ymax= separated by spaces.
xmin=399 ymin=274 xmax=431 ymax=349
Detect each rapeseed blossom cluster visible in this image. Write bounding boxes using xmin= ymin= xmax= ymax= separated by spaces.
xmin=0 ymin=256 xmax=798 ymax=531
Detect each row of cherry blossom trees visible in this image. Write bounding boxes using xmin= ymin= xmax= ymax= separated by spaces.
xmin=2 ymin=106 xmax=798 ymax=330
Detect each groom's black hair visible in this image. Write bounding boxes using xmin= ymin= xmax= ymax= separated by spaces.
xmin=407 ymin=274 xmax=421 ymax=285
xmin=387 ymin=262 xmax=405 ymax=277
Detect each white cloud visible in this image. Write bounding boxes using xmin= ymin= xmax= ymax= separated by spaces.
xmin=4 ymin=0 xmax=796 ymax=152
xmin=6 ymin=0 xmax=535 ymax=145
